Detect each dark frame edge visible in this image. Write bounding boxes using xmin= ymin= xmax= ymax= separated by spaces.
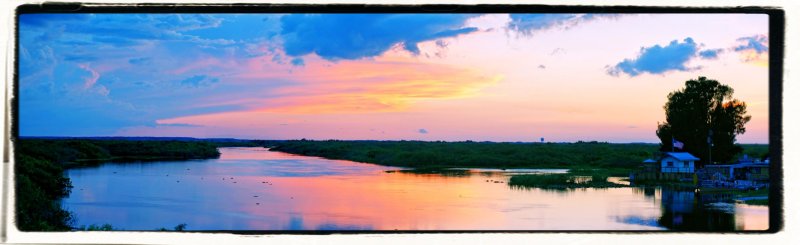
xmin=8 ymin=3 xmax=786 ymax=234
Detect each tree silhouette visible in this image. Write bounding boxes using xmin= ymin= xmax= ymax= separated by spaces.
xmin=656 ymin=76 xmax=751 ymax=166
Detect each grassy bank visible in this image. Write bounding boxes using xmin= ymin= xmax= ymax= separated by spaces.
xmin=14 ymin=138 xmax=223 ymax=231
xmin=270 ymin=140 xmax=767 ymax=177
xmin=743 ymin=199 xmax=769 ymax=206
xmin=508 ymin=173 xmax=627 ymax=189
xmin=270 ymin=140 xmax=660 ymax=172
xmin=18 ymin=139 xmax=222 ymax=167
xmin=698 ymin=188 xmax=769 ymax=206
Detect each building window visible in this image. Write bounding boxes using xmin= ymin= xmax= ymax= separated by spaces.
xmin=667 ymin=161 xmax=673 ymax=167
xmin=753 ymin=168 xmax=761 ymax=174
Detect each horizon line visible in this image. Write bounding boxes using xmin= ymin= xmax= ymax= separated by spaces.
xmin=16 ymin=135 xmax=769 ymax=145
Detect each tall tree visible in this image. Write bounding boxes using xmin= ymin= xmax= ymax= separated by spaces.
xmin=656 ymin=76 xmax=751 ymax=166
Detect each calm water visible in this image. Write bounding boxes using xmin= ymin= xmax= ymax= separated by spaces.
xmin=62 ymin=147 xmax=768 ymax=231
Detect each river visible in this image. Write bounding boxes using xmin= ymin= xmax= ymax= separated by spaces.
xmin=62 ymin=147 xmax=768 ymax=231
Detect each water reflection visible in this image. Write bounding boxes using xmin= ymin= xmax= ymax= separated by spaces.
xmin=62 ymin=147 xmax=767 ymax=231
xmin=619 ymin=187 xmax=768 ymax=231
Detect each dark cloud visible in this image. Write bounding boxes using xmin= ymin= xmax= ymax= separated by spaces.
xmin=19 ymin=13 xmax=91 ymax=27
xmin=698 ymin=49 xmax=723 ymax=59
xmin=290 ymin=57 xmax=305 ymax=67
xmin=733 ymin=35 xmax=768 ymax=54
xmin=508 ymin=14 xmax=619 ymax=35
xmin=537 ymin=65 xmax=546 ymax=69
xmin=607 ymin=38 xmax=701 ymax=77
xmin=418 ymin=128 xmax=428 ymax=134
xmin=279 ymin=14 xmax=479 ymax=60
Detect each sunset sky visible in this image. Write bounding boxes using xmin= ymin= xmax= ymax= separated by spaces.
xmin=18 ymin=13 xmax=770 ymax=143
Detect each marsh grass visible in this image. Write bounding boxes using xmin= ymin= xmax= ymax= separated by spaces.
xmin=743 ymin=199 xmax=769 ymax=206
xmin=508 ymin=173 xmax=626 ymax=190
xmin=385 ymin=168 xmax=471 ymax=177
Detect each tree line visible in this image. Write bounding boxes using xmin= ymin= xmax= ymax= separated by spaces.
xmin=14 ymin=139 xmax=222 ymax=231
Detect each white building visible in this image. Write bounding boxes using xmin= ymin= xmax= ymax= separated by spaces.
xmin=660 ymin=152 xmax=699 ymax=173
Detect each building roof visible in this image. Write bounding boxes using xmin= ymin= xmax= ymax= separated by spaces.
xmin=731 ymin=162 xmax=769 ymax=168
xmin=664 ymin=152 xmax=700 ymax=161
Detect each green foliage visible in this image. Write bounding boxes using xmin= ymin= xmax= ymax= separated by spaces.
xmin=509 ymin=174 xmax=572 ymax=186
xmin=155 ymin=223 xmax=189 ymax=231
xmin=589 ymin=172 xmax=610 ymax=184
xmin=174 ymin=223 xmax=187 ymax=231
xmin=91 ymin=140 xmax=220 ymax=161
xmin=656 ymin=76 xmax=751 ymax=166
xmin=79 ymin=223 xmax=115 ymax=231
xmin=14 ymin=138 xmax=221 ymax=231
xmin=508 ymin=173 xmax=625 ymax=189
xmin=17 ymin=139 xmax=221 ymax=166
xmin=743 ymin=199 xmax=768 ymax=206
xmin=738 ymin=144 xmax=770 ymax=160
xmin=270 ymin=140 xmax=659 ymax=171
xmin=14 ymin=152 xmax=74 ymax=231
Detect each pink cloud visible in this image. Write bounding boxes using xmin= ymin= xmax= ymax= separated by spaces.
xmin=77 ymin=63 xmax=100 ymax=89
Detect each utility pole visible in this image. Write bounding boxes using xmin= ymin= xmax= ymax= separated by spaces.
xmin=708 ymin=129 xmax=713 ymax=165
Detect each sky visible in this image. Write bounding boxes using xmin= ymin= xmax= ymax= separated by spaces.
xmin=17 ymin=13 xmax=770 ymax=143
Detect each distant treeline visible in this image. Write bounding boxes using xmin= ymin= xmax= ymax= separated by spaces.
xmin=738 ymin=144 xmax=770 ymax=161
xmin=270 ymin=140 xmax=770 ymax=171
xmin=14 ymin=138 xmax=225 ymax=231
xmin=17 ymin=139 xmax=223 ymax=165
xmin=14 ymin=137 xmax=768 ymax=231
xmin=270 ymin=140 xmax=658 ymax=171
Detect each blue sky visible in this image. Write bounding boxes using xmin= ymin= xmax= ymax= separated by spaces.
xmin=17 ymin=13 xmax=769 ymax=143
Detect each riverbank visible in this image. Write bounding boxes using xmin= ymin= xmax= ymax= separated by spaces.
xmin=507 ymin=172 xmax=628 ymax=189
xmin=268 ymin=140 xmax=659 ymax=174
xmin=269 ymin=140 xmax=768 ymax=174
xmin=14 ymin=138 xmax=224 ymax=231
xmin=701 ymin=188 xmax=770 ymax=206
xmin=16 ymin=138 xmax=768 ymax=230
xmin=268 ymin=140 xmax=770 ymax=193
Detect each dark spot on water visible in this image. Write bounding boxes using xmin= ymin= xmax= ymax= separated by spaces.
xmin=253 ymin=195 xmax=258 ymax=197
xmin=233 ymin=182 xmax=237 ymax=183
xmin=256 ymin=203 xmax=260 ymax=205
